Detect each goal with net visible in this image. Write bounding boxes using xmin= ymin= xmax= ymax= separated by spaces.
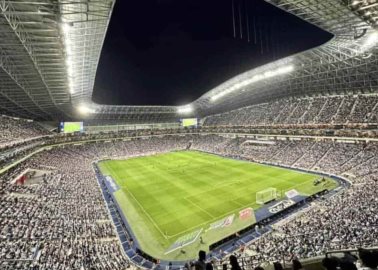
xmin=256 ymin=187 xmax=278 ymax=205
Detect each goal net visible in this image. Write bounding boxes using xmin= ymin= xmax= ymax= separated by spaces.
xmin=256 ymin=187 xmax=278 ymax=205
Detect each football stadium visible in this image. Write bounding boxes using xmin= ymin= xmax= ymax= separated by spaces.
xmin=0 ymin=0 xmax=378 ymax=270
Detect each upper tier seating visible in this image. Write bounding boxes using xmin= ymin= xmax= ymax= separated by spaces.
xmin=0 ymin=116 xmax=50 ymax=149
xmin=204 ymin=94 xmax=378 ymax=127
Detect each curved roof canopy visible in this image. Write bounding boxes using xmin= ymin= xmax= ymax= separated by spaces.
xmin=0 ymin=0 xmax=377 ymax=121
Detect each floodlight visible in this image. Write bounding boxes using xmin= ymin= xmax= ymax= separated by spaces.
xmin=177 ymin=105 xmax=193 ymax=114
xmin=211 ymin=65 xmax=294 ymax=102
xmin=361 ymin=31 xmax=378 ymax=52
xmin=61 ymin=22 xmax=72 ymax=35
xmin=68 ymin=78 xmax=74 ymax=93
xmin=61 ymin=22 xmax=75 ymax=95
xmin=77 ymin=105 xmax=95 ymax=114
xmin=67 ymin=67 xmax=73 ymax=77
xmin=65 ymin=56 xmax=72 ymax=68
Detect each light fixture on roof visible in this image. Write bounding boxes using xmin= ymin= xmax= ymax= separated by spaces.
xmin=61 ymin=22 xmax=73 ymax=34
xmin=361 ymin=31 xmax=378 ymax=52
xmin=68 ymin=79 xmax=74 ymax=94
xmin=77 ymin=104 xmax=95 ymax=115
xmin=177 ymin=105 xmax=193 ymax=114
xmin=361 ymin=52 xmax=373 ymax=59
xmin=67 ymin=67 xmax=73 ymax=77
xmin=61 ymin=22 xmax=75 ymax=95
xmin=65 ymin=56 xmax=72 ymax=68
xmin=211 ymin=65 xmax=295 ymax=102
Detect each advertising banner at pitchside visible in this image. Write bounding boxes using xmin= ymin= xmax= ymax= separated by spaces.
xmin=239 ymin=208 xmax=254 ymax=220
xmin=208 ymin=214 xmax=235 ymax=231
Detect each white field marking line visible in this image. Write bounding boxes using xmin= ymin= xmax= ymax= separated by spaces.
xmin=165 ymin=160 xmax=265 ymax=237
xmin=164 ymin=175 xmax=326 ymax=239
xmin=107 ymin=154 xmax=332 ymax=241
xmin=189 ymin=176 xmax=255 ymax=201
xmin=106 ymin=157 xmax=325 ymax=238
xmin=208 ymin=160 xmax=296 ymax=189
xmin=288 ymin=177 xmax=324 ymax=192
xmin=209 ymin=179 xmax=243 ymax=189
xmin=183 ymin=197 xmax=215 ymax=219
xmin=105 ymin=163 xmax=169 ymax=240
xmin=231 ymin=199 xmax=245 ymax=207
xmin=164 ymin=189 xmax=261 ymax=239
xmin=284 ymin=176 xmax=335 ymax=196
xmin=196 ymin=177 xmax=256 ymax=208
xmin=211 ymin=175 xmax=276 ymax=190
xmin=122 ymin=187 xmax=169 ymax=241
xmin=278 ymin=175 xmax=332 ymax=197
xmin=164 ymin=198 xmax=257 ymax=239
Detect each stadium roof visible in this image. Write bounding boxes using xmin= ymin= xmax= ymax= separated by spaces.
xmin=0 ymin=0 xmax=377 ymax=122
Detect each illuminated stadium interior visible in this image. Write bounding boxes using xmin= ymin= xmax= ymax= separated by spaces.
xmin=0 ymin=0 xmax=378 ymax=269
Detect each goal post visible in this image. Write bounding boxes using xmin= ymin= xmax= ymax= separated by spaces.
xmin=256 ymin=187 xmax=278 ymax=205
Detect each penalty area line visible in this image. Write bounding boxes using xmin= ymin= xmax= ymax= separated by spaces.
xmin=183 ymin=197 xmax=215 ymax=219
xmin=165 ymin=200 xmax=257 ymax=239
xmin=105 ymin=164 xmax=169 ymax=240
xmin=122 ymin=188 xmax=169 ymax=240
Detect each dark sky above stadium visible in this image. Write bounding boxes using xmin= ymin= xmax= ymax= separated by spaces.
xmin=93 ymin=0 xmax=332 ymax=106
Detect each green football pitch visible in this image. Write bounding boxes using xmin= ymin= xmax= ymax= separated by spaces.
xmin=98 ymin=151 xmax=337 ymax=261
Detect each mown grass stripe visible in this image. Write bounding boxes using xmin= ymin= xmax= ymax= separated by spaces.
xmin=98 ymin=150 xmax=338 ymax=260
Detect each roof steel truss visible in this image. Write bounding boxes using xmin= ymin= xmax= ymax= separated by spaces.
xmin=1 ymin=0 xmax=378 ymax=121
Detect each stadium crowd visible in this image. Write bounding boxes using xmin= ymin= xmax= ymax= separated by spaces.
xmin=0 ymin=115 xmax=50 ymax=149
xmin=204 ymin=94 xmax=378 ymax=127
xmin=0 ymin=131 xmax=378 ymax=269
xmin=0 ymin=148 xmax=130 ymax=269
xmin=191 ymin=135 xmax=378 ymax=266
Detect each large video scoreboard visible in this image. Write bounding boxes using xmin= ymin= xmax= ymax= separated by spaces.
xmin=181 ymin=118 xmax=198 ymax=127
xmin=59 ymin=122 xmax=84 ymax=133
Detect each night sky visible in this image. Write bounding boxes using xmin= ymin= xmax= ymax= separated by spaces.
xmin=92 ymin=0 xmax=332 ymax=106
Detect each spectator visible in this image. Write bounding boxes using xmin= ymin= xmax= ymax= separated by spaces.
xmin=343 ymin=252 xmax=358 ymax=264
xmin=194 ymin=250 xmax=207 ymax=270
xmin=230 ymin=255 xmax=242 ymax=270
xmin=322 ymin=257 xmax=340 ymax=270
xmin=340 ymin=260 xmax=358 ymax=270
xmin=359 ymin=249 xmax=378 ymax=270
xmin=292 ymin=259 xmax=304 ymax=270
xmin=206 ymin=262 xmax=214 ymax=270
xmin=274 ymin=262 xmax=284 ymax=270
